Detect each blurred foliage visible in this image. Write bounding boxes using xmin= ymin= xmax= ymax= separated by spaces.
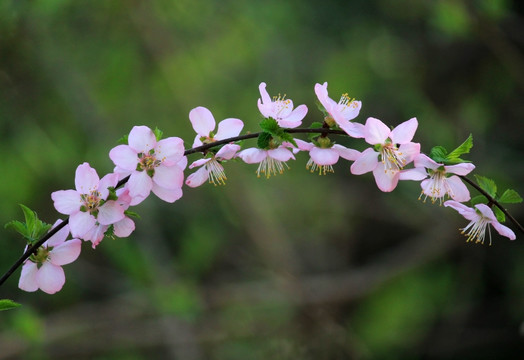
xmin=1 ymin=0 xmax=524 ymax=359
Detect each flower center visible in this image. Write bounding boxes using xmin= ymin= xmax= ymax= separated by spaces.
xmin=339 ymin=93 xmax=358 ymax=109
xmin=81 ymin=190 xmax=102 ymax=214
xmin=272 ymin=93 xmax=291 ymax=117
xmin=461 ymin=214 xmax=492 ymax=245
xmin=256 ymin=156 xmax=289 ymax=179
xmin=206 ymin=158 xmax=227 ymax=186
xmin=419 ymin=170 xmax=451 ymax=205
xmin=380 ymin=144 xmax=406 ymax=173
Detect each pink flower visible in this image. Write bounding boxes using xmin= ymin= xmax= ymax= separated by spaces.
xmin=109 ymin=126 xmax=186 ymax=205
xmin=444 ymin=201 xmax=516 ymax=245
xmin=257 ymin=82 xmax=308 ymax=128
xmin=295 ymin=138 xmax=360 ymax=175
xmin=314 ymin=82 xmax=365 ymax=138
xmin=18 ymin=220 xmax=82 ymax=294
xmin=350 ymin=117 xmax=421 ymax=192
xmin=186 ymin=144 xmax=240 ymax=187
xmin=189 ymin=106 xmax=244 ymax=147
xmin=407 ymin=154 xmax=475 ymax=204
xmin=238 ymin=146 xmax=295 ymax=178
xmin=51 ymin=163 xmax=125 ymax=239
xmin=186 ymin=107 xmax=244 ymax=187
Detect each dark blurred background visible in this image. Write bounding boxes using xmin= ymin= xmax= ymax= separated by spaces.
xmin=1 ymin=0 xmax=524 ymax=359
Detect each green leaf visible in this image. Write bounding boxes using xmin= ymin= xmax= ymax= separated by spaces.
xmin=124 ymin=210 xmax=141 ymax=219
xmin=0 ymin=299 xmax=21 ymax=311
xmin=474 ymin=175 xmax=497 ymax=198
xmin=117 ymin=134 xmax=129 ymax=145
xmin=493 ymin=206 xmax=506 ymax=223
xmin=498 ymin=189 xmax=523 ymax=204
xmin=470 ymin=195 xmax=488 ymax=206
xmin=309 ymin=122 xmax=324 ymax=129
xmin=447 ymin=134 xmax=473 ymax=161
xmin=429 ymin=146 xmax=448 ymax=163
xmin=257 ymin=132 xmax=272 ymax=149
xmin=20 ymin=205 xmax=37 ymax=236
xmin=278 ymin=131 xmax=297 ymax=147
xmin=153 ymin=127 xmax=163 ymax=141
xmin=315 ymin=101 xmax=328 ymax=116
xmin=5 ymin=205 xmax=51 ymax=244
xmin=259 ymin=118 xmax=280 ymax=134
xmin=4 ymin=220 xmax=29 ymax=238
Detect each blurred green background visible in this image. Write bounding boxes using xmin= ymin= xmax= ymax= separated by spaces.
xmin=1 ymin=0 xmax=524 ymax=359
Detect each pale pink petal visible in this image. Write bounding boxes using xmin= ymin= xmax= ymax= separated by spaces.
xmin=18 ymin=262 xmax=38 ymax=292
xmin=314 ymin=82 xmax=331 ymax=110
xmin=414 ymin=154 xmax=439 ymax=170
xmin=98 ymin=173 xmax=120 ymax=199
xmin=153 ymin=165 xmax=184 ymax=189
xmin=128 ymin=126 xmax=156 ymax=153
xmin=128 ymin=171 xmax=153 ymax=198
xmin=109 ymin=145 xmax=138 ymax=171
xmin=51 ymin=190 xmax=81 ymax=215
xmin=177 ymin=157 xmax=188 ymax=170
xmin=113 ymin=217 xmax=135 ymax=238
xmin=238 ymin=148 xmax=267 ymax=164
xmin=340 ymin=121 xmax=366 ymax=138
xmin=444 ymin=201 xmax=477 ymax=221
xmin=333 ymin=144 xmax=360 ymax=161
xmin=189 ymin=158 xmax=211 ymax=169
xmin=156 ymin=137 xmax=185 ymax=165
xmin=278 ymin=105 xmax=308 ymax=128
xmin=75 ymin=163 xmax=99 ymax=194
xmin=399 ymin=168 xmax=427 ymax=181
xmin=37 ymin=262 xmax=65 ymax=294
xmin=49 ymin=239 xmax=82 ymax=266
xmin=216 ymin=144 xmax=241 ymax=160
xmin=446 ymin=175 xmax=471 ymax=202
xmin=215 ymin=118 xmax=244 ymax=140
xmin=85 ymin=224 xmax=108 ymax=248
xmin=69 ymin=211 xmax=96 ymax=239
xmin=257 ymin=82 xmax=272 ymax=118
xmin=390 ymin=118 xmax=418 ymax=144
xmin=185 ymin=166 xmax=210 ymax=188
xmin=338 ymin=100 xmax=361 ymax=121
xmin=373 ymin=164 xmax=399 ymax=192
xmin=445 ymin=163 xmax=475 ymax=176
xmin=350 ymin=148 xmax=379 ymax=175
xmin=491 ymin=221 xmax=516 ymax=240
xmin=97 ymin=201 xmax=125 ymax=225
xmin=192 ymin=134 xmax=203 ymax=148
xmin=475 ymin=204 xmax=497 ymax=222
xmin=268 ymin=147 xmax=295 ymax=161
xmin=129 ymin=193 xmax=147 ymax=206
xmin=295 ymin=139 xmax=314 ymax=151
xmin=189 ymin=106 xmax=216 ymax=136
xmin=152 ymin=184 xmax=183 ymax=203
xmin=398 ymin=142 xmax=421 ymax=164
xmin=364 ymin=118 xmax=390 ymax=145
xmin=46 ymin=220 xmax=70 ymax=247
xmin=310 ymin=147 xmax=339 ymax=166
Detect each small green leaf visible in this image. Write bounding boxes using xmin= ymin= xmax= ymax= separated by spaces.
xmin=5 ymin=220 xmax=28 ymax=237
xmin=278 ymin=132 xmax=297 ymax=147
xmin=493 ymin=206 xmax=506 ymax=223
xmin=117 ymin=134 xmax=129 ymax=145
xmin=309 ymin=122 xmax=324 ymax=129
xmin=20 ymin=205 xmax=37 ymax=236
xmin=498 ymin=189 xmax=523 ymax=204
xmin=124 ymin=210 xmax=141 ymax=219
xmin=0 ymin=299 xmax=21 ymax=311
xmin=257 ymin=132 xmax=272 ymax=149
xmin=153 ymin=127 xmax=163 ymax=141
xmin=447 ymin=134 xmax=473 ymax=160
xmin=470 ymin=195 xmax=488 ymax=206
xmin=429 ymin=146 xmax=448 ymax=163
xmin=474 ymin=175 xmax=497 ymax=198
xmin=315 ymin=101 xmax=328 ymax=116
xmin=259 ymin=118 xmax=280 ymax=134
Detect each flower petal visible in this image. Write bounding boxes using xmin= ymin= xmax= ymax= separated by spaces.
xmin=156 ymin=137 xmax=185 ymax=165
xmin=49 ymin=239 xmax=82 ymax=266
xmin=152 ymin=184 xmax=183 ymax=203
xmin=189 ymin=106 xmax=216 ymax=136
xmin=153 ymin=164 xmax=185 ymax=189
xmin=109 ymin=145 xmax=138 ymax=171
xmin=75 ymin=163 xmax=99 ymax=194
xmin=216 ymin=144 xmax=241 ymax=160
xmin=268 ymin=147 xmax=295 ymax=161
xmin=98 ymin=173 xmax=120 ymax=199
xmin=37 ymin=262 xmax=65 ymax=294
xmin=399 ymin=168 xmax=428 ymax=181
xmin=446 ymin=175 xmax=471 ymax=202
xmin=340 ymin=121 xmax=366 ymax=138
xmin=97 ymin=201 xmax=125 ymax=225
xmin=18 ymin=261 xmax=38 ymax=292
xmin=189 ymin=158 xmax=211 ymax=169
xmin=128 ymin=171 xmax=153 ymax=198
xmin=51 ymin=190 xmax=81 ymax=215
xmin=491 ymin=221 xmax=516 ymax=240
xmin=69 ymin=211 xmax=96 ymax=239
xmin=350 ymin=148 xmax=379 ymax=175
xmin=364 ymin=117 xmax=390 ymax=145
xmin=310 ymin=147 xmax=339 ymax=166
xmin=238 ymin=148 xmax=267 ymax=164
xmin=185 ymin=166 xmax=210 ymax=188
xmin=128 ymin=126 xmax=156 ymax=153
xmin=373 ymin=164 xmax=400 ymax=192
xmin=445 ymin=162 xmax=476 ymax=176
xmin=333 ymin=144 xmax=361 ymax=161
xmin=46 ymin=220 xmax=70 ymax=247
xmin=398 ymin=142 xmax=421 ymax=164
xmin=278 ymin=104 xmax=308 ymax=128
xmin=414 ymin=153 xmax=439 ymax=170
xmin=390 ymin=117 xmax=418 ymax=144
xmin=444 ymin=200 xmax=477 ymax=221
xmin=215 ymin=118 xmax=244 ymax=140
xmin=113 ymin=217 xmax=135 ymax=238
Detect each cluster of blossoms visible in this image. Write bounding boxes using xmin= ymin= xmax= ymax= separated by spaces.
xmin=14 ymin=81 xmax=519 ymax=294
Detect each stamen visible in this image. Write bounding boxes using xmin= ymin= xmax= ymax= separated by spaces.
xmin=380 ymin=144 xmax=406 ymax=173
xmin=256 ymin=156 xmax=289 ymax=178
xmin=306 ymin=158 xmax=334 ymax=175
xmin=460 ymin=216 xmax=492 ymax=245
xmin=339 ymin=93 xmax=358 ymax=108
xmin=206 ymin=159 xmax=227 ymax=186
